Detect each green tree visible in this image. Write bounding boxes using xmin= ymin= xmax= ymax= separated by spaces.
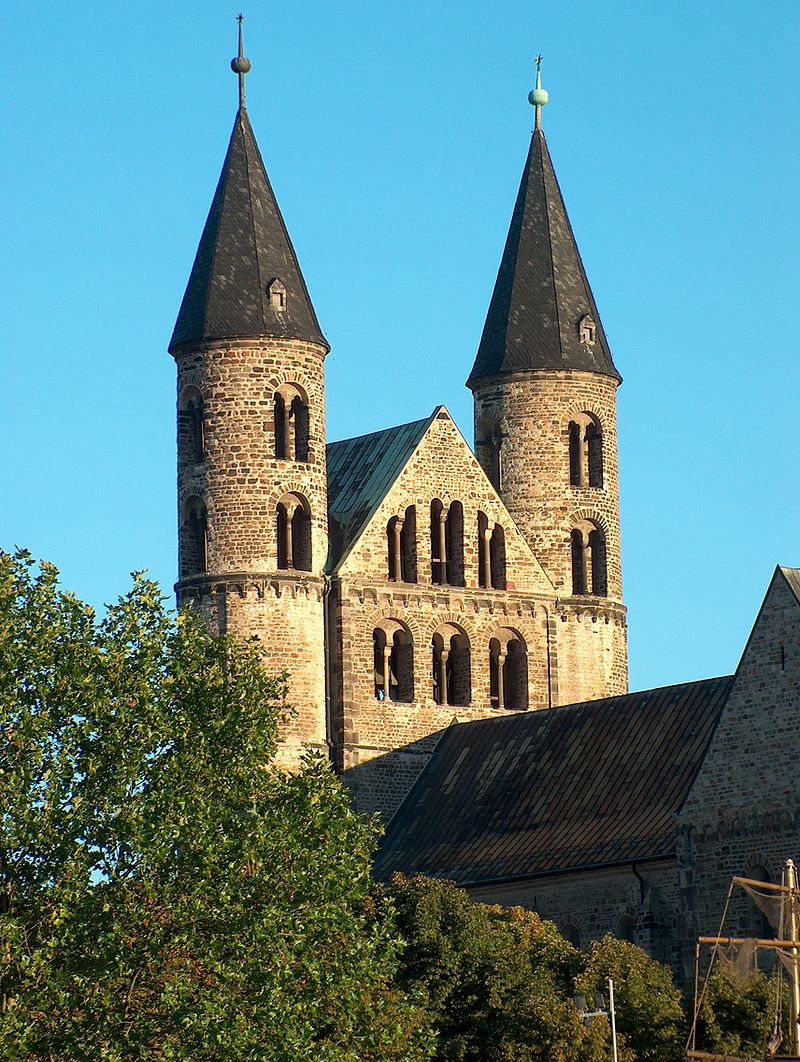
xmin=576 ymin=935 xmax=686 ymax=1062
xmin=0 ymin=551 xmax=432 ymax=1060
xmin=693 ymin=967 xmax=775 ymax=1057
xmin=388 ymin=875 xmax=611 ymax=1061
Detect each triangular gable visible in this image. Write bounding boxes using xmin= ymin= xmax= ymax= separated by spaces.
xmin=331 ymin=406 xmax=553 ymax=594
xmin=681 ymin=565 xmax=800 ymax=819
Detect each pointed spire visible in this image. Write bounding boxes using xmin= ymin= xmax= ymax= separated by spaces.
xmin=467 ymin=68 xmax=619 ymax=386
xmin=231 ymin=14 xmax=251 ymax=111
xmin=170 ymin=24 xmax=328 ymax=354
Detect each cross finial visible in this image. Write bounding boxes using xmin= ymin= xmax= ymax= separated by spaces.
xmin=528 ymin=53 xmax=549 ymax=131
xmin=231 ymin=13 xmax=252 ymax=110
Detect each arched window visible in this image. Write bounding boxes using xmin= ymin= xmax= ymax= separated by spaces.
xmin=180 ymin=387 xmax=206 ymax=464
xmin=387 ymin=506 xmax=417 ymax=583
xmin=430 ymin=500 xmax=465 ymax=587
xmin=616 ymin=915 xmax=636 ymax=943
xmin=182 ymin=496 xmax=208 ymax=576
xmin=569 ymin=422 xmax=583 ymax=487
xmin=273 ymin=385 xmax=310 ymax=463
xmin=478 ymin=513 xmax=506 ymax=590
xmin=568 ymin=414 xmax=603 ymax=489
xmin=276 ymin=493 xmax=312 ymax=572
xmin=274 ymin=393 xmax=287 ymax=459
xmin=586 ymin=422 xmax=603 ymax=488
xmin=489 ymin=629 xmax=528 ymax=710
xmin=744 ymin=864 xmax=772 ymax=938
xmin=571 ymin=522 xmax=607 ymax=596
xmin=490 ymin=524 xmax=506 ymax=590
xmin=432 ymin=624 xmax=471 ymax=706
xmin=571 ymin=528 xmax=586 ymax=595
xmin=561 ymin=923 xmax=581 ymax=948
xmin=373 ymin=622 xmax=414 ymax=703
xmin=430 ymin=500 xmax=445 ymax=585
xmin=446 ymin=501 xmax=465 ymax=586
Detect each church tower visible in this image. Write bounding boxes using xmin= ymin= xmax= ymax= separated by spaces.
xmin=467 ymin=62 xmax=627 ymax=703
xmin=170 ymin=23 xmax=330 ymax=763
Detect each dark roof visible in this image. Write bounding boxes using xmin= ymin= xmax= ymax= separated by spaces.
xmin=375 ymin=676 xmax=733 ymax=886
xmin=467 ymin=129 xmax=620 ymax=386
xmin=170 ymin=107 xmax=328 ymax=353
xmin=326 ymin=410 xmax=437 ymax=573
xmin=780 ymin=567 xmax=800 ymax=603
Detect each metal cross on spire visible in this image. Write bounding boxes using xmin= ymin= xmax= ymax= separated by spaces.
xmin=528 ymin=53 xmax=549 ymax=131
xmin=231 ymin=13 xmax=252 ymax=110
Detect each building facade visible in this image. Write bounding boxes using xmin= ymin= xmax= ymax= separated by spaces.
xmin=170 ymin=48 xmax=628 ymax=802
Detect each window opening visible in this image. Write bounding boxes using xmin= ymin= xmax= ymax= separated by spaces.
xmin=373 ymin=625 xmax=414 ymax=702
xmin=489 ymin=630 xmax=528 ymax=710
xmin=432 ymin=627 xmax=471 ymax=706
xmin=276 ymin=495 xmax=311 ymax=571
xmin=183 ymin=497 xmax=208 ymax=577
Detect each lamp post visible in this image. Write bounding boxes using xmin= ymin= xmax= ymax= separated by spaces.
xmin=574 ymin=977 xmax=618 ymax=1061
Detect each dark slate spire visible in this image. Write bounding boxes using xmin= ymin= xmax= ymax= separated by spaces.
xmin=467 ymin=126 xmax=619 ymax=385
xmin=170 ymin=30 xmax=328 ymax=354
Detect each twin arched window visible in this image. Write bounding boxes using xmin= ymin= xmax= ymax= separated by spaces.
xmin=387 ymin=507 xmax=417 ymax=582
xmin=571 ymin=522 xmax=607 ymax=596
xmin=373 ymin=623 xmax=414 ymax=702
xmin=432 ymin=624 xmax=471 ymax=706
xmin=274 ymin=385 xmax=310 ymax=462
xmin=182 ymin=496 xmax=208 ymax=577
xmin=569 ymin=415 xmax=603 ymax=488
xmin=478 ymin=512 xmax=506 ymax=589
xmin=180 ymin=387 xmax=206 ymax=464
xmin=489 ymin=630 xmax=528 ymax=710
xmin=430 ymin=500 xmax=465 ymax=587
xmin=369 ymin=625 xmax=531 ymax=711
xmin=276 ymin=494 xmax=312 ymax=571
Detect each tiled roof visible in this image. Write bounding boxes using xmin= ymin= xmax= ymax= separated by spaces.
xmin=467 ymin=129 xmax=620 ymax=386
xmin=170 ymin=107 xmax=327 ymax=353
xmin=326 ymin=410 xmax=437 ymax=573
xmin=780 ymin=567 xmax=800 ymax=603
xmin=375 ymin=676 xmax=733 ymax=885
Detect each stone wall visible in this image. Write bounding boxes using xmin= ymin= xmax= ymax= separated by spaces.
xmin=676 ymin=568 xmax=800 ymax=981
xmin=472 ymin=369 xmax=627 ymax=699
xmin=173 ymin=337 xmax=330 ymax=763
xmin=468 ymin=859 xmax=681 ymax=971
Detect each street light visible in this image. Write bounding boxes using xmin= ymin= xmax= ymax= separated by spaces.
xmin=574 ymin=977 xmax=619 ymax=1062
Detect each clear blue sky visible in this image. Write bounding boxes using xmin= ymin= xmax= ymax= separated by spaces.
xmin=3 ymin=2 xmax=798 ymax=693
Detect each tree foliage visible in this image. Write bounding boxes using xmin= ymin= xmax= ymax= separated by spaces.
xmin=388 ymin=875 xmax=612 ymax=1061
xmin=0 ymin=551 xmax=432 ymax=1059
xmin=693 ymin=967 xmax=775 ymax=1057
xmin=576 ymin=935 xmax=686 ymax=1062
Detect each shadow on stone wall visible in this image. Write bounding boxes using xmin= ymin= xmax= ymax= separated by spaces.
xmin=341 ymin=727 xmax=450 ymax=823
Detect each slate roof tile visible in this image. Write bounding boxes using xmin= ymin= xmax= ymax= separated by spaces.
xmin=375 ymin=676 xmax=734 ymax=885
xmin=170 ymin=107 xmax=327 ymax=352
xmin=467 ymin=129 xmax=620 ymax=386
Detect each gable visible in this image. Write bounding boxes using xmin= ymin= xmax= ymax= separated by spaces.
xmin=682 ymin=566 xmax=800 ymax=818
xmin=375 ymin=676 xmax=733 ymax=885
xmin=330 ymin=406 xmax=553 ymax=595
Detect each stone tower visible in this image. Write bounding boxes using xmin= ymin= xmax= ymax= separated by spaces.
xmin=169 ymin=31 xmax=330 ymax=764
xmin=467 ymin=68 xmax=627 ymax=703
